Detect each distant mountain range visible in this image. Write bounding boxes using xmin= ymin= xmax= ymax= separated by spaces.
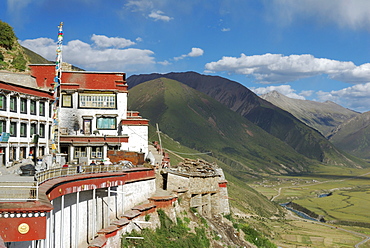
xmin=127 ymin=72 xmax=367 ymax=173
xmin=260 ymin=90 xmax=359 ymax=137
xmin=328 ymin=111 xmax=370 ymax=159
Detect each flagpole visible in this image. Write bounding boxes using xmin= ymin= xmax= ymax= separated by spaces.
xmin=51 ymin=22 xmax=63 ymax=165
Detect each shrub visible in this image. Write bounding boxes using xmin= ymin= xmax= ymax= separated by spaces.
xmin=0 ymin=21 xmax=16 ymax=50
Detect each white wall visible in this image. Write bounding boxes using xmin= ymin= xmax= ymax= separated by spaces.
xmin=44 ymin=178 xmax=155 ymax=248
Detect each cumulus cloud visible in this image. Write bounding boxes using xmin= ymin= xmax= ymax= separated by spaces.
xmin=251 ymin=85 xmax=306 ymax=100
xmin=221 ymin=28 xmax=230 ymax=32
xmin=268 ymin=0 xmax=370 ymax=30
xmin=174 ymin=47 xmax=204 ymax=61
xmin=317 ymin=83 xmax=370 ymax=112
xmin=148 ymin=10 xmax=173 ymax=21
xmin=19 ymin=35 xmax=155 ymax=72
xmin=124 ymin=0 xmax=173 ymax=22
xmin=91 ymin=34 xmax=135 ymax=49
xmin=204 ymin=53 xmax=370 ymax=84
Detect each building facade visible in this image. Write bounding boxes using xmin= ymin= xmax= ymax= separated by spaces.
xmin=0 ymin=71 xmax=53 ymax=167
xmin=0 ymin=64 xmax=149 ymax=167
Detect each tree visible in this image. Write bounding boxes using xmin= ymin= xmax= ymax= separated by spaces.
xmin=0 ymin=20 xmax=17 ymax=50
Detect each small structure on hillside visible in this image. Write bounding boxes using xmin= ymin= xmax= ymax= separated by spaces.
xmin=162 ymin=158 xmax=230 ymax=217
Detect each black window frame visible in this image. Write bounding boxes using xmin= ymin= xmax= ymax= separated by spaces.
xmin=96 ymin=117 xmax=116 ymax=130
xmin=20 ymin=123 xmax=27 ymax=137
xmin=39 ymin=102 xmax=45 ymax=116
xmin=30 ymin=100 xmax=36 ymax=115
xmin=0 ymin=120 xmax=6 ymax=133
xmin=62 ymin=94 xmax=73 ymax=108
xmin=20 ymin=98 xmax=27 ymax=114
xmin=10 ymin=96 xmax=17 ymax=112
xmin=10 ymin=122 xmax=17 ymax=137
xmin=0 ymin=95 xmax=6 ymax=111
xmin=39 ymin=123 xmax=45 ymax=138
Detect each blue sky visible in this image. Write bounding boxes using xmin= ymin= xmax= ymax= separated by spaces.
xmin=2 ymin=0 xmax=370 ymax=112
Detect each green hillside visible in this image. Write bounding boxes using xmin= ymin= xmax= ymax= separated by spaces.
xmin=128 ymin=72 xmax=367 ymax=169
xmin=129 ymin=78 xmax=319 ymax=178
xmin=147 ymin=123 xmax=282 ymax=218
xmin=329 ymin=111 xmax=370 ymax=160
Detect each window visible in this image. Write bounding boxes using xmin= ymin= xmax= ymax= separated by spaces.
xmin=49 ymin=103 xmax=53 ymax=117
xmin=30 ymin=123 xmax=37 ymax=136
xmin=20 ymin=99 xmax=27 ymax=114
xmin=39 ymin=124 xmax=45 ymax=138
xmin=79 ymin=93 xmax=116 ymax=109
xmin=10 ymin=96 xmax=17 ymax=112
xmin=97 ymin=117 xmax=116 ymax=130
xmin=0 ymin=95 xmax=6 ymax=111
xmin=74 ymin=146 xmax=86 ymax=158
xmin=0 ymin=120 xmax=5 ymax=133
xmin=39 ymin=102 xmax=45 ymax=116
xmin=20 ymin=147 xmax=26 ymax=159
xmin=91 ymin=147 xmax=103 ymax=159
xmin=10 ymin=122 xmax=17 ymax=137
xmin=20 ymin=123 xmax=27 ymax=137
xmin=62 ymin=94 xmax=72 ymax=107
xmin=30 ymin=100 xmax=36 ymax=115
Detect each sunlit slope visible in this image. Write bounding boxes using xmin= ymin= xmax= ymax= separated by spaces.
xmin=129 ymin=77 xmax=316 ymax=176
xmin=128 ymin=72 xmax=367 ymax=169
xmin=147 ymin=124 xmax=283 ymax=217
xmin=329 ymin=111 xmax=370 ymax=159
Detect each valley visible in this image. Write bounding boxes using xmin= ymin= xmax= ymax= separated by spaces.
xmin=251 ymin=166 xmax=370 ymax=247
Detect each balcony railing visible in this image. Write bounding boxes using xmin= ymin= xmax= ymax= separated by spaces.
xmin=35 ymin=163 xmax=132 ymax=185
xmin=0 ymin=181 xmax=38 ymax=202
xmin=0 ymin=164 xmax=134 ymax=202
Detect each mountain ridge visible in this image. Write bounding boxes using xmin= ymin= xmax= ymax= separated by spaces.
xmin=127 ymin=72 xmax=366 ymax=168
xmin=260 ymin=90 xmax=359 ymax=137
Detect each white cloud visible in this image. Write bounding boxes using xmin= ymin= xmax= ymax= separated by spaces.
xmin=158 ymin=60 xmax=171 ymax=66
xmin=91 ymin=34 xmax=135 ymax=49
xmin=174 ymin=47 xmax=204 ymax=61
xmin=124 ymin=0 xmax=153 ymax=12
xmin=148 ymin=10 xmax=173 ymax=22
xmin=7 ymin=0 xmax=32 ymax=13
xmin=204 ymin=53 xmax=370 ymax=84
xmin=268 ymin=0 xmax=370 ymax=30
xmin=251 ymin=85 xmax=305 ymax=100
xmin=188 ymin=48 xmax=204 ymax=57
xmin=221 ymin=28 xmax=230 ymax=32
xmin=123 ymin=0 xmax=173 ymax=22
xmin=316 ymin=83 xmax=370 ymax=112
xmin=19 ymin=35 xmax=155 ymax=72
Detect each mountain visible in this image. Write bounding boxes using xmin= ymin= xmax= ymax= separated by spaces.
xmin=260 ymin=91 xmax=359 ymax=137
xmin=127 ymin=72 xmax=365 ymax=168
xmin=329 ymin=111 xmax=370 ymax=159
xmin=129 ymin=77 xmax=317 ymax=177
xmin=129 ymin=77 xmax=366 ymax=177
xmin=22 ymin=46 xmax=51 ymax=64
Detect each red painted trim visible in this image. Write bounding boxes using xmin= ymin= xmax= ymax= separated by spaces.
xmin=60 ymin=136 xmax=129 ymax=143
xmin=29 ymin=65 xmax=127 ymax=91
xmin=0 ymin=216 xmax=46 ymax=242
xmin=121 ymin=119 xmax=149 ymax=125
xmin=0 ymin=82 xmax=53 ymax=99
xmin=218 ymin=182 xmax=228 ymax=188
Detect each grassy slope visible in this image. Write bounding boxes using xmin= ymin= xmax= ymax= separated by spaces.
xmin=147 ymin=124 xmax=282 ymax=218
xmin=130 ymin=78 xmax=370 ymax=247
xmin=129 ymin=78 xmax=318 ymax=177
